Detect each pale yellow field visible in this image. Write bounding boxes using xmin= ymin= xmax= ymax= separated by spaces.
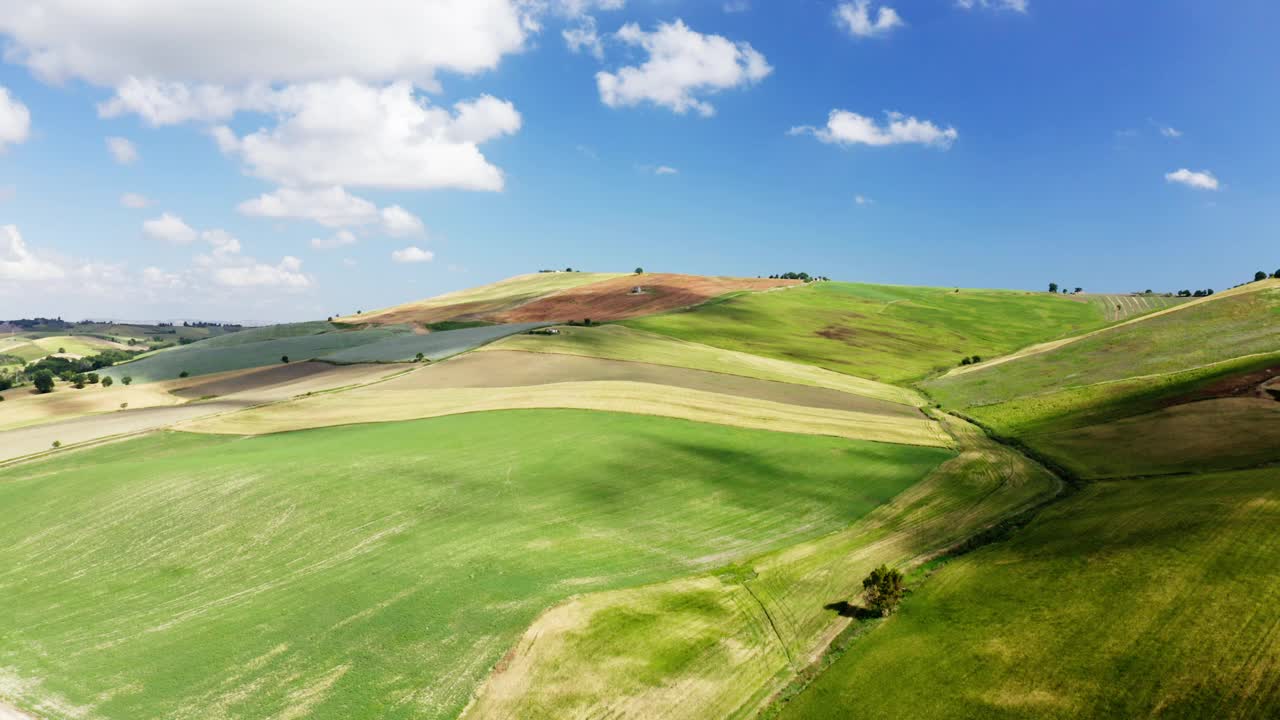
xmin=485 ymin=324 xmax=923 ymax=407
xmin=183 ymin=376 xmax=949 ymax=447
xmin=463 ymin=414 xmax=1058 ymax=720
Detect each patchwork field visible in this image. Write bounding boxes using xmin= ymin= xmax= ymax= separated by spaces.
xmin=341 ymin=272 xmax=627 ymax=325
xmin=486 ymin=324 xmax=922 ymax=406
xmin=626 ymin=282 xmax=1112 ymax=384
xmin=1085 ymin=293 xmax=1187 ymax=322
xmin=774 ymin=467 xmax=1280 ymax=719
xmin=493 ymin=274 xmax=800 ymax=323
xmin=0 ymin=411 xmax=951 ymax=719
xmin=466 ymin=414 xmax=1057 ymax=720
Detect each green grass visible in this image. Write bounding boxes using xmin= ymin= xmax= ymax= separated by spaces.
xmin=625 ymin=282 xmax=1109 ymax=384
xmin=925 ymin=285 xmax=1280 ymax=411
xmin=0 ymin=410 xmax=950 ymax=720
xmin=774 ymin=467 xmax=1280 ymax=719
xmin=318 ymin=323 xmax=549 ymax=363
xmin=1086 ymin=293 xmax=1187 ymax=322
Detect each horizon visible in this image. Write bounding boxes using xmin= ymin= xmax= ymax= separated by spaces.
xmin=2 ymin=1 xmax=1277 ymax=322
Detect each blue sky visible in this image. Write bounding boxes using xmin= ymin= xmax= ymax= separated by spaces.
xmin=0 ymin=0 xmax=1276 ymax=322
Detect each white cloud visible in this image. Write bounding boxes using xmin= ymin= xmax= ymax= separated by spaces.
xmin=552 ymin=0 xmax=625 ymax=16
xmin=564 ymin=16 xmax=606 ymax=60
xmin=238 ymin=186 xmax=379 ymax=227
xmin=214 ymin=255 xmax=311 ymax=289
xmin=392 ymin=246 xmax=435 ymax=263
xmin=142 ymin=266 xmax=184 ymax=289
xmin=381 ymin=206 xmax=426 ymax=237
xmin=1160 ymin=126 xmax=1182 ymax=138
xmin=215 ymin=80 xmax=520 ymax=191
xmin=201 ymin=229 xmax=242 ymax=257
xmin=654 ymin=165 xmax=679 ymax=175
xmin=142 ymin=213 xmax=198 ymax=244
xmin=956 ymin=0 xmax=1028 ymax=12
xmin=0 ymin=225 xmax=65 ymax=281
xmin=98 ymin=78 xmax=272 ymax=126
xmin=596 ymin=20 xmax=772 ymax=117
xmin=0 ymin=1 xmax=533 ymax=88
xmin=789 ymin=110 xmax=958 ymax=149
xmin=0 ymin=86 xmax=31 ymax=151
xmin=106 ymin=136 xmax=139 ymax=164
xmin=310 ymin=230 xmax=358 ymax=250
xmin=1165 ymin=168 xmax=1219 ymax=191
xmin=855 ymin=194 xmax=874 ymax=205
xmin=120 ymin=192 xmax=151 ymax=209
xmin=835 ymin=2 xmax=904 ymax=38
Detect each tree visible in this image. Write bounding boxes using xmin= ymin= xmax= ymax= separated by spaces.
xmin=1074 ymin=287 xmax=1083 ymax=294
xmin=122 ymin=376 xmax=133 ymax=386
xmin=959 ymin=357 xmax=972 ymax=366
xmin=33 ymin=370 xmax=55 ymax=393
xmin=635 ymin=267 xmax=644 ymax=274
xmin=87 ymin=372 xmax=99 ymax=384
xmin=102 ymin=376 xmax=114 ymax=388
xmin=1256 ymin=271 xmax=1268 ymax=282
xmin=415 ymin=352 xmax=425 ymax=362
xmin=179 ymin=370 xmax=189 ymax=378
xmin=1048 ymin=282 xmax=1058 ymax=293
xmin=861 ymin=564 xmax=905 ymax=617
xmin=57 ymin=346 xmax=66 ymax=354
xmin=1273 ymin=269 xmax=1280 ymax=279
xmin=970 ymin=355 xmax=983 ymax=364
xmin=73 ymin=375 xmax=86 ymax=389
xmin=584 ymin=318 xmax=593 ymax=326
xmin=281 ymin=355 xmax=290 ymax=364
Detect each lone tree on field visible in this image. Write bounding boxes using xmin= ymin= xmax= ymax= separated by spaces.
xmin=102 ymin=376 xmax=114 ymax=388
xmin=1048 ymin=282 xmax=1059 ymax=293
xmin=281 ymin=355 xmax=290 ymax=364
xmin=122 ymin=376 xmax=133 ymax=386
xmin=1256 ymin=271 xmax=1268 ymax=282
xmin=635 ymin=267 xmax=644 ymax=274
xmin=1274 ymin=269 xmax=1280 ymax=278
xmin=415 ymin=352 xmax=425 ymax=362
xmin=179 ymin=370 xmax=189 ymax=378
xmin=33 ymin=370 xmax=55 ymax=394
xmin=861 ymin=564 xmax=905 ymax=617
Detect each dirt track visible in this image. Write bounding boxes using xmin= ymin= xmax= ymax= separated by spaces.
xmin=493 ymin=274 xmax=799 ymax=323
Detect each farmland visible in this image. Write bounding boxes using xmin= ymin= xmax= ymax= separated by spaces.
xmin=774 ymin=467 xmax=1280 ymax=719
xmin=0 ymin=411 xmax=950 ymax=719
xmin=625 ymin=282 xmax=1113 ymax=384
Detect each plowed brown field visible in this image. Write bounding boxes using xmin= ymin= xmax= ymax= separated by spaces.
xmin=493 ymin=274 xmax=800 ymax=323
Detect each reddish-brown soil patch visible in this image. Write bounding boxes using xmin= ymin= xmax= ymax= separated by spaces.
xmin=1170 ymin=364 xmax=1280 ymax=405
xmin=493 ymin=274 xmax=799 ymax=323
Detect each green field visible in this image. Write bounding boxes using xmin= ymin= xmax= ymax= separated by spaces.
xmin=774 ymin=467 xmax=1280 ymax=719
xmin=625 ymin=282 xmax=1110 ymax=384
xmin=0 ymin=410 xmax=950 ymax=719
xmin=924 ymin=284 xmax=1280 ymax=412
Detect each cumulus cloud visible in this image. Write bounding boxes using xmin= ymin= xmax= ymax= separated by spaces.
xmin=98 ymin=79 xmax=273 ymax=126
xmin=381 ymin=206 xmax=426 ymax=237
xmin=238 ymin=186 xmax=379 ymax=227
xmin=0 ymin=1 xmax=532 ymax=88
xmin=201 ymin=229 xmax=242 ymax=257
xmin=214 ymin=80 xmax=520 ymax=191
xmin=310 ymin=230 xmax=358 ymax=250
xmin=1160 ymin=126 xmax=1182 ymax=138
xmin=956 ymin=0 xmax=1028 ymax=12
xmin=654 ymin=165 xmax=679 ymax=175
xmin=0 ymin=86 xmax=31 ymax=151
xmin=142 ymin=213 xmax=198 ymax=244
xmin=835 ymin=1 xmax=904 ymax=38
xmin=789 ymin=110 xmax=958 ymax=149
xmin=120 ymin=193 xmax=151 ymax=209
xmin=106 ymin=136 xmax=139 ymax=164
xmin=392 ymin=246 xmax=435 ymax=263
xmin=596 ymin=20 xmax=772 ymax=117
xmin=1165 ymin=168 xmax=1219 ymax=191
xmin=214 ymin=255 xmax=311 ymax=289
xmin=142 ymin=266 xmax=184 ymax=289
xmin=1 ymin=225 xmax=65 ymax=280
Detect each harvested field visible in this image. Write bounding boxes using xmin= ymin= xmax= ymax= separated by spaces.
xmin=493 ymin=274 xmax=800 ymax=323
xmin=1030 ymin=397 xmax=1280 ymax=478
xmin=183 ymin=374 xmax=949 ymax=447
xmin=343 ymin=272 xmax=626 ymax=325
xmin=0 ymin=411 xmax=948 ymax=719
xmin=1086 ymin=293 xmax=1187 ymax=323
xmin=0 ymin=381 xmax=181 ymax=431
xmin=389 ymin=351 xmax=922 ymax=417
xmin=465 ymin=414 xmax=1057 ymax=720
xmin=0 ymin=363 xmax=399 ymax=463
xmin=485 ymin=324 xmax=923 ymax=406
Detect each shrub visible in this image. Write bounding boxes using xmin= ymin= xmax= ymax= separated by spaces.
xmin=87 ymin=372 xmax=100 ymax=384
xmin=861 ymin=564 xmax=905 ymax=617
xmin=52 ymin=440 xmax=61 ymax=449
xmin=960 ymin=357 xmax=972 ymax=366
xmin=57 ymin=346 xmax=66 ymax=354
xmin=102 ymin=376 xmax=114 ymax=388
xmin=33 ymin=370 xmax=55 ymax=393
xmin=281 ymin=355 xmax=290 ymax=364
xmin=1255 ymin=271 xmax=1268 ymax=282
xmin=179 ymin=371 xmax=189 ymax=378
xmin=122 ymin=376 xmax=133 ymax=386
xmin=120 ymin=402 xmax=129 ymax=409
xmin=415 ymin=352 xmax=425 ymax=362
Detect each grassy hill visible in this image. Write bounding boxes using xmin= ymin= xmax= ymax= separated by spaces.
xmin=0 ymin=412 xmax=949 ymax=719
xmin=625 ymin=282 xmax=1113 ymax=384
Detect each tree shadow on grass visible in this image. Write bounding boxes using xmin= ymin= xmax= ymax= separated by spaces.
xmin=823 ymin=600 xmax=880 ymax=620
